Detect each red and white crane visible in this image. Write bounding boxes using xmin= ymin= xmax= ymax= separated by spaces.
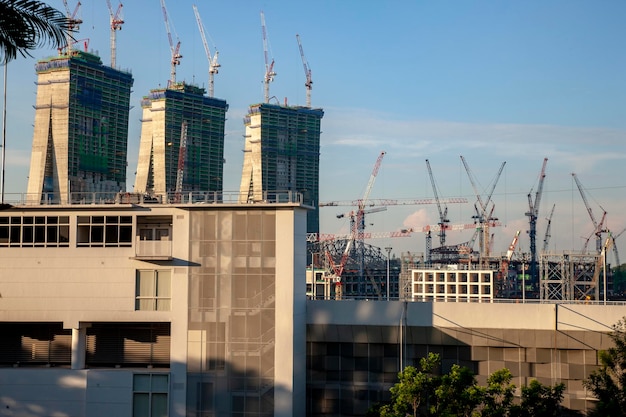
xmin=105 ymin=0 xmax=123 ymax=68
xmin=62 ymin=0 xmax=82 ymax=54
xmin=260 ymin=11 xmax=276 ymax=103
xmin=160 ymin=0 xmax=182 ymax=87
xmin=192 ymin=5 xmax=220 ymax=98
xmin=174 ymin=121 xmax=188 ymax=203
xmin=296 ymin=34 xmax=312 ymax=108
xmin=325 ymin=151 xmax=386 ymax=297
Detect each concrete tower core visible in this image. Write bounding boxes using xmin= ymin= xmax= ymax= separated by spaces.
xmin=26 ymin=50 xmax=134 ymax=204
xmin=239 ymin=103 xmax=323 ymax=234
xmin=134 ymin=83 xmax=228 ymax=198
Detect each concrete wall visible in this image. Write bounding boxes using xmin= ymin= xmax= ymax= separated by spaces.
xmin=306 ymin=300 xmax=625 ymax=415
xmin=0 ymin=369 xmax=136 ymax=417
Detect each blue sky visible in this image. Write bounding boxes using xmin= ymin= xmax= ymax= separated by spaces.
xmin=2 ymin=1 xmax=625 ymax=259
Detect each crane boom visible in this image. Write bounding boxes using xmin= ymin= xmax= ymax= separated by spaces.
xmin=296 ymin=34 xmax=312 ymax=107
xmin=260 ymin=11 xmax=276 ymax=103
xmin=160 ymin=0 xmax=182 ymax=86
xmin=193 ymin=5 xmax=220 ymax=98
xmin=320 ymin=197 xmax=467 ymax=207
xmin=572 ymin=173 xmax=606 ymax=253
xmin=426 ymin=159 xmax=448 ymax=245
xmin=106 ymin=0 xmax=123 ymax=68
xmin=542 ymin=203 xmax=556 ymax=253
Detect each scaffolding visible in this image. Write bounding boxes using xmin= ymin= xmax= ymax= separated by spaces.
xmin=540 ymin=252 xmax=601 ymax=301
xmin=28 ymin=51 xmax=134 ymax=202
xmin=135 ymin=82 xmax=228 ymax=196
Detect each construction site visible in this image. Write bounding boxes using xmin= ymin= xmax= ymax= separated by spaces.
xmin=307 ymin=153 xmax=622 ymax=303
xmin=21 ymin=1 xmax=622 ymax=304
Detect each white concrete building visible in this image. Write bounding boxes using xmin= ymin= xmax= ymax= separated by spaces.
xmin=410 ymin=267 xmax=495 ymax=302
xmin=0 ymin=194 xmax=307 ymax=417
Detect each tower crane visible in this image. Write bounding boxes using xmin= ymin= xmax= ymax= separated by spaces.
xmin=525 ymin=158 xmax=547 ymax=286
xmin=425 ymin=159 xmax=448 ymax=265
xmin=192 ymin=5 xmax=220 ymax=98
xmin=542 ymin=204 xmax=556 ymax=253
xmin=160 ymin=0 xmax=182 ymax=87
xmin=296 ymin=34 xmax=312 ymax=108
xmin=460 ymin=156 xmax=506 ymax=260
xmin=260 ymin=11 xmax=276 ymax=104
xmin=572 ymin=173 xmax=607 ymax=253
xmin=62 ymin=0 xmax=82 ymax=54
xmin=326 ymin=151 xmax=386 ymax=298
xmin=105 ymin=0 xmax=123 ymax=68
xmin=425 ymin=159 xmax=449 ymax=246
xmin=174 ymin=121 xmax=188 ymax=203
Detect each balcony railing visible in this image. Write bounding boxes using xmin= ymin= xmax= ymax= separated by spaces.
xmin=134 ymin=237 xmax=172 ymax=260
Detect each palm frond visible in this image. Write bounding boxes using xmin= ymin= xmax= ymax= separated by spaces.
xmin=0 ymin=0 xmax=71 ymax=63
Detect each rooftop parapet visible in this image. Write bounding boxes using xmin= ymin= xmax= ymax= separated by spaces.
xmin=3 ymin=190 xmax=305 ymax=208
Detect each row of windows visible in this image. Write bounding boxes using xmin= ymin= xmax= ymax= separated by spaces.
xmin=0 ymin=216 xmax=150 ymax=248
xmin=0 ymin=216 xmax=70 ymax=247
xmin=77 ymin=216 xmax=133 ymax=247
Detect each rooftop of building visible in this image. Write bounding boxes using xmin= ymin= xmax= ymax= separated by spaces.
xmin=34 ymin=50 xmax=133 ymax=80
xmin=0 ymin=190 xmax=310 ymax=210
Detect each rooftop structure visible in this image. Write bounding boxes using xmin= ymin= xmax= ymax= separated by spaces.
xmin=26 ymin=50 xmax=134 ymax=204
xmin=134 ymin=82 xmax=228 ymax=198
xmin=240 ymin=103 xmax=323 ymax=234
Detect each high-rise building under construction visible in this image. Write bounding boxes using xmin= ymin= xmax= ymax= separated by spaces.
xmin=239 ymin=103 xmax=323 ymax=233
xmin=26 ymin=50 xmax=134 ymax=203
xmin=134 ymin=83 xmax=228 ymax=197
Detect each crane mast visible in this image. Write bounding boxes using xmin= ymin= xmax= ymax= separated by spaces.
xmin=160 ymin=0 xmax=182 ymax=87
xmin=260 ymin=11 xmax=276 ymax=103
xmin=192 ymin=5 xmax=220 ymax=98
xmin=62 ymin=0 xmax=82 ymax=55
xmin=296 ymin=34 xmax=312 ymax=108
xmin=525 ymin=158 xmax=547 ymax=287
xmin=106 ymin=0 xmax=123 ymax=68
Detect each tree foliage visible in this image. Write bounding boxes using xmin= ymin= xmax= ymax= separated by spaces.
xmin=584 ymin=317 xmax=626 ymax=416
xmin=372 ymin=353 xmax=567 ymax=417
xmin=0 ymin=0 xmax=71 ymax=64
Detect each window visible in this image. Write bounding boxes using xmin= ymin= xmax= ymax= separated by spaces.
xmin=0 ymin=216 xmax=69 ymax=247
xmin=136 ymin=270 xmax=171 ymax=311
xmin=133 ymin=373 xmax=169 ymax=417
xmin=77 ymin=215 xmax=132 ymax=247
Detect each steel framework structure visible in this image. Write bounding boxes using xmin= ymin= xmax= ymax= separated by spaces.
xmin=540 ymin=252 xmax=599 ymax=301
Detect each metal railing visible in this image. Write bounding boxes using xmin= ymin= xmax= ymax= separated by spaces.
xmin=4 ymin=190 xmax=304 ymax=207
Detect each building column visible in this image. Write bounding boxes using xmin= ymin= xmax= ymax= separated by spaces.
xmin=71 ymin=326 xmax=87 ymax=370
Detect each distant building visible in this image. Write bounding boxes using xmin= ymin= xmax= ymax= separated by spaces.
xmin=134 ymin=83 xmax=228 ymax=198
xmin=26 ymin=50 xmax=134 ymax=203
xmin=410 ymin=267 xmax=495 ymax=302
xmin=239 ymin=103 xmax=323 ymax=234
